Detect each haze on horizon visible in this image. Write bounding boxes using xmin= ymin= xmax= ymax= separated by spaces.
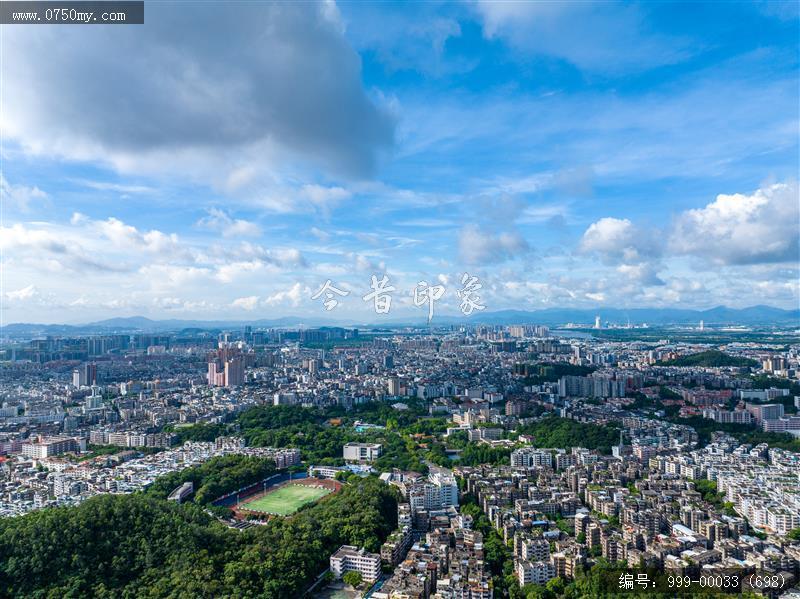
xmin=1 ymin=1 xmax=798 ymax=324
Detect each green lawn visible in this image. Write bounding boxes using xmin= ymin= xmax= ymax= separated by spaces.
xmin=241 ymin=483 xmax=332 ymax=515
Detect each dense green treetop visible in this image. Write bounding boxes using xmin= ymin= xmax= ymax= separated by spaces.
xmin=516 ymin=417 xmax=621 ymax=455
xmin=0 ymin=475 xmax=397 ymax=598
xmin=145 ymin=454 xmax=276 ymax=505
xmin=658 ymin=350 xmax=757 ymax=368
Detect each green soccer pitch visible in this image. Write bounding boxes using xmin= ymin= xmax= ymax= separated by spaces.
xmin=240 ymin=483 xmax=333 ymax=516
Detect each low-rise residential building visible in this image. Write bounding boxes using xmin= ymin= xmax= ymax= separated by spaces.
xmin=330 ymin=545 xmax=381 ymax=583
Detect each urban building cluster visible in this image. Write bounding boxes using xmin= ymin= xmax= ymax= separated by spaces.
xmin=0 ymin=437 xmax=299 ymax=517
xmin=1 ymin=322 xmax=799 ymax=595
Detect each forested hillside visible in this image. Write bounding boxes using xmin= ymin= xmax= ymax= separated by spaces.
xmin=659 ymin=350 xmax=757 ymax=368
xmin=145 ymin=454 xmax=276 ymax=505
xmin=0 ymin=476 xmax=398 ymax=598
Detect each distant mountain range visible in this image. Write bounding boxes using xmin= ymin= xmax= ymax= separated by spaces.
xmin=1 ymin=305 xmax=798 ymax=335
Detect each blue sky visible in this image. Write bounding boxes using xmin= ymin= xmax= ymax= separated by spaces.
xmin=1 ymin=0 xmax=798 ymax=323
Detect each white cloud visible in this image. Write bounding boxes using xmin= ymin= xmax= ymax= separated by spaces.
xmin=252 ymin=182 xmax=356 ymax=214
xmin=231 ymin=296 xmax=260 ymax=311
xmin=352 ymin=254 xmax=386 ymax=272
xmin=69 ymin=296 xmax=90 ymax=307
xmin=580 ymin=217 xmax=653 ymax=262
xmin=310 ymin=227 xmax=332 ymax=242
xmin=579 ymin=217 xmax=663 ymax=286
xmin=70 ymin=212 xmax=88 ymax=225
xmin=498 ymin=279 xmax=577 ymax=306
xmin=196 ymin=208 xmax=262 ymax=238
xmin=3 ymin=2 xmax=394 ymax=180
xmin=206 ymin=242 xmax=306 ymax=269
xmin=0 ymin=213 xmax=312 ymax=320
xmin=579 ymin=217 xmax=665 ymax=289
xmin=5 ymin=284 xmax=38 ymax=301
xmin=264 ymin=283 xmax=305 ymax=307
xmin=473 ymin=1 xmax=692 ymax=74
xmin=458 ymin=224 xmax=529 ymax=266
xmin=214 ymin=261 xmax=279 ymax=284
xmin=345 ymin=5 xmax=465 ymax=77
xmin=616 ymin=263 xmax=664 ymax=287
xmin=670 ymin=182 xmax=799 ymax=265
xmin=518 ymin=203 xmax=572 ymax=225
xmin=0 ymin=223 xmax=129 ymax=273
xmin=72 ymin=179 xmax=155 ymax=194
xmin=301 ymin=184 xmax=352 ymax=207
xmin=271 ymin=248 xmax=306 ymax=267
xmin=0 ymin=175 xmax=47 ymax=211
xmin=137 ymin=265 xmax=212 ymax=291
xmin=94 ymin=217 xmax=183 ymax=255
xmin=585 ymin=292 xmax=606 ymax=302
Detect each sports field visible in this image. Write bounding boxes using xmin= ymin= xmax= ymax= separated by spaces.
xmin=240 ymin=483 xmax=332 ymax=516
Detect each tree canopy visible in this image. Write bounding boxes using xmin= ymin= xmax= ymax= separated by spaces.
xmin=0 ymin=475 xmax=398 ymax=598
xmin=517 ymin=417 xmax=620 ymax=454
xmin=145 ymin=454 xmax=276 ymax=505
xmin=659 ymin=350 xmax=757 ymax=368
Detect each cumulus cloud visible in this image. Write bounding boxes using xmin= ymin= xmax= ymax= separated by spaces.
xmin=458 ymin=224 xmax=529 ymax=265
xmin=196 ymin=208 xmax=261 ymax=238
xmin=616 ymin=263 xmax=665 ymax=286
xmin=231 ymin=296 xmax=261 ymax=311
xmin=579 ymin=217 xmax=661 ymax=264
xmin=264 ymin=283 xmax=305 ymax=307
xmin=579 ymin=181 xmax=799 ymax=295
xmin=1 ymin=213 xmax=311 ymax=315
xmin=574 ymin=217 xmax=667 ymax=290
xmin=94 ymin=217 xmax=183 ymax=255
xmin=3 ymin=2 xmax=394 ymax=180
xmin=0 ymin=175 xmax=47 ymax=211
xmin=351 ymin=253 xmax=387 ymax=272
xmin=230 ymin=283 xmax=309 ymax=312
xmin=670 ymin=182 xmax=799 ymax=265
xmin=0 ymin=223 xmax=131 ymax=273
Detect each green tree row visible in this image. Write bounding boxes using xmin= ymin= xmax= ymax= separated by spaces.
xmin=144 ymin=454 xmax=276 ymax=505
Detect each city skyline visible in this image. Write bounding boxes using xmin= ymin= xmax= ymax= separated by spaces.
xmin=2 ymin=1 xmax=799 ymax=324
xmin=2 ymin=3 xmax=800 ymax=597
xmin=3 ymin=304 xmax=800 ymax=330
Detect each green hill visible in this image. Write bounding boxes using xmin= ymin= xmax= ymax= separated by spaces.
xmin=0 ymin=476 xmax=397 ymax=598
xmin=659 ymin=350 xmax=757 ymax=368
